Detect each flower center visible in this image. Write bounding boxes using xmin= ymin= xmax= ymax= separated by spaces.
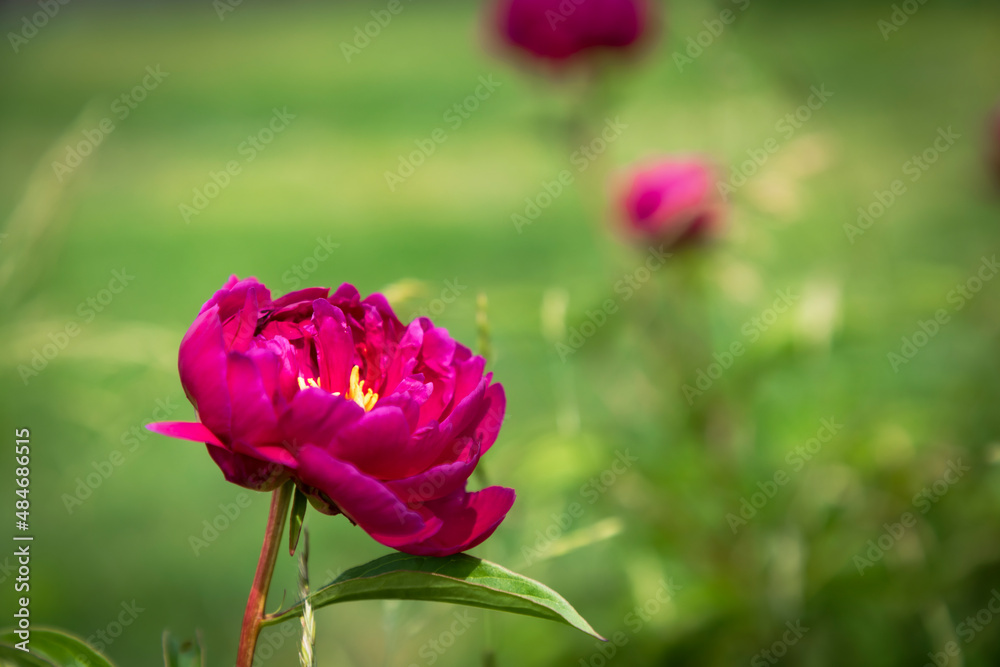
xmin=297 ymin=365 xmax=378 ymax=411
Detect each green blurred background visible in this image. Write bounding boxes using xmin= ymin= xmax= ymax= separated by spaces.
xmin=2 ymin=0 xmax=1000 ymax=665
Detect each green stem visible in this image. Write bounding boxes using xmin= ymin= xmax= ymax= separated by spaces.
xmin=237 ymin=480 xmax=294 ymax=667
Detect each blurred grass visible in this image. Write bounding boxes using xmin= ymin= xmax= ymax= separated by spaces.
xmin=2 ymin=1 xmax=1000 ymax=665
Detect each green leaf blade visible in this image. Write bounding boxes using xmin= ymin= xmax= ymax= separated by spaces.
xmin=0 ymin=643 xmax=59 ymax=667
xmin=263 ymin=553 xmax=603 ymax=640
xmin=288 ymin=486 xmax=309 ymax=556
xmin=0 ymin=628 xmax=116 ymax=667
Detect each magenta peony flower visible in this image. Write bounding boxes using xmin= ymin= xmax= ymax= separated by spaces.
xmin=149 ymin=277 xmax=514 ymax=557
xmin=495 ymin=0 xmax=650 ymax=63
xmin=616 ymin=157 xmax=726 ymax=248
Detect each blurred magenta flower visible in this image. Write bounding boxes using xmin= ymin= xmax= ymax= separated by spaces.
xmin=149 ymin=277 xmax=513 ymax=556
xmin=616 ymin=157 xmax=726 ymax=248
xmin=495 ymin=0 xmax=651 ymax=64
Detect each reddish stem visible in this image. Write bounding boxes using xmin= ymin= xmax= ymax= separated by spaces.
xmin=237 ymin=481 xmax=293 ymax=667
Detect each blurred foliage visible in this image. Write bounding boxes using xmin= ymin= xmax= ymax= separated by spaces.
xmin=1 ymin=1 xmax=1000 ymax=666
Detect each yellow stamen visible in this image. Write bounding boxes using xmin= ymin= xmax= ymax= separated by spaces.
xmin=298 ymin=366 xmax=377 ymax=411
xmin=346 ymin=365 xmax=378 ymax=411
xmin=297 ymin=377 xmax=322 ymax=391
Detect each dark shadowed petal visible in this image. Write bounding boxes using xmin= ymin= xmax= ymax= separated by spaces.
xmin=207 ymin=446 xmax=289 ymax=491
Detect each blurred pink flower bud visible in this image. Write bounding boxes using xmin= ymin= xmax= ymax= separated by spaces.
xmin=616 ymin=157 xmax=726 ymax=248
xmin=494 ymin=0 xmax=652 ymax=64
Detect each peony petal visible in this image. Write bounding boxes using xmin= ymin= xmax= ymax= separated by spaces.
xmin=295 ymin=444 xmax=436 ymax=546
xmin=401 ymin=487 xmax=516 ymax=557
xmin=272 ymin=287 xmax=330 ymax=309
xmin=226 ymin=353 xmax=283 ymax=454
xmin=392 ymin=376 xmax=433 ymax=405
xmin=384 ymin=320 xmax=423 ymax=394
xmin=476 ymin=383 xmax=506 ymax=454
xmin=330 ymin=283 xmax=362 ymax=309
xmin=373 ymin=392 xmax=421 ymax=431
xmin=201 ymin=276 xmax=272 ymax=320
xmin=420 ymin=324 xmax=457 ymax=375
xmin=223 ymin=287 xmax=261 ymax=352
xmin=438 ymin=377 xmax=490 ymax=445
xmin=207 ymin=446 xmax=289 ymax=491
xmin=263 ymin=336 xmax=302 ymax=401
xmin=198 ymin=275 xmax=239 ymax=314
xmin=253 ymin=445 xmax=299 ymax=469
xmin=331 ymin=406 xmax=428 ymax=479
xmin=178 ymin=306 xmax=232 ymax=440
xmin=246 ymin=346 xmax=282 ymax=405
xmin=146 ymin=421 xmax=224 ymax=447
xmin=385 ymin=437 xmax=480 ymax=505
xmin=279 ymin=388 xmax=365 ymax=452
xmin=362 ymin=291 xmax=404 ymax=331
xmin=451 ymin=352 xmax=485 ymax=407
xmin=313 ymin=300 xmax=355 ymax=394
xmin=361 ymin=304 xmax=389 ymax=390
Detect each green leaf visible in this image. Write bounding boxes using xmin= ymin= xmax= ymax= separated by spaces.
xmin=288 ymin=485 xmax=309 ymax=556
xmin=0 ymin=643 xmax=58 ymax=667
xmin=162 ymin=630 xmax=204 ymax=667
xmin=0 ymin=628 xmax=115 ymax=667
xmin=262 ymin=552 xmax=603 ymax=640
